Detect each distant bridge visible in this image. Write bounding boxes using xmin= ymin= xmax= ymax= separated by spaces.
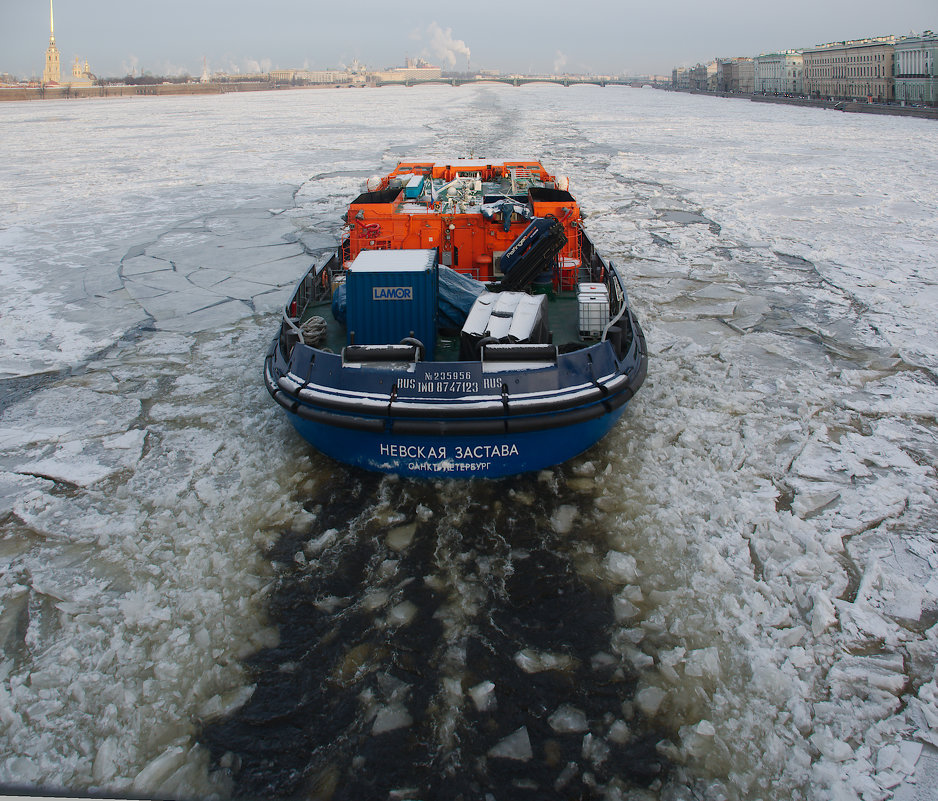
xmin=374 ymin=77 xmax=654 ymax=88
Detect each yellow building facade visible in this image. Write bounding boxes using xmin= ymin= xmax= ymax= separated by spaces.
xmin=802 ymin=37 xmax=895 ymax=102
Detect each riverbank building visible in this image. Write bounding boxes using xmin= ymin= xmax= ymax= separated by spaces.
xmin=895 ymin=32 xmax=938 ymax=106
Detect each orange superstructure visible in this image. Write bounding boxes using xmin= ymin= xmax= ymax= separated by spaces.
xmin=342 ymin=159 xmax=584 ymax=288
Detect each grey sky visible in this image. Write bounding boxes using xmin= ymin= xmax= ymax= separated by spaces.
xmin=3 ymin=0 xmax=935 ymax=79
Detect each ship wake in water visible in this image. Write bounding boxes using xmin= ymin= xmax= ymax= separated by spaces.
xmin=201 ymin=470 xmax=669 ymax=799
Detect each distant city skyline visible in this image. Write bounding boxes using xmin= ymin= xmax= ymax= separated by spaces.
xmin=1 ymin=0 xmax=935 ymax=80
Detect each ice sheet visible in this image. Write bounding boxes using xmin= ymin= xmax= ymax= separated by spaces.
xmin=1 ymin=85 xmax=937 ymax=801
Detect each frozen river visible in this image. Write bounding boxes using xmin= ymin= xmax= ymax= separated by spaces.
xmin=1 ymin=85 xmax=937 ymax=800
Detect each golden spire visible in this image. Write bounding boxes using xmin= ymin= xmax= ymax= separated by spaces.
xmin=43 ymin=0 xmax=61 ymax=84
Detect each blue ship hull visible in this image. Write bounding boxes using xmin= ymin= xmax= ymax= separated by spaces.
xmin=264 ymin=312 xmax=646 ymax=479
xmin=283 ymin=401 xmax=630 ymax=478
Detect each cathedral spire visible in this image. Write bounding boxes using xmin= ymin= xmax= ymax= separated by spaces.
xmin=43 ymin=0 xmax=60 ymax=84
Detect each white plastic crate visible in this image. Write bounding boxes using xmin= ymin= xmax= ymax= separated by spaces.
xmin=576 ymin=282 xmax=607 ymax=296
xmin=578 ymin=293 xmax=610 ymax=338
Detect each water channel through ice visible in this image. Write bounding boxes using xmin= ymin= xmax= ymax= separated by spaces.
xmin=1 ymin=85 xmax=938 ymax=801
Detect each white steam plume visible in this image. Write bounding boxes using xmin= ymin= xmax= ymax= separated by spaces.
xmin=427 ymin=22 xmax=471 ymax=69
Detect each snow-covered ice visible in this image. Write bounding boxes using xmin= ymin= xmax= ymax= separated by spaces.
xmin=1 ymin=86 xmax=937 ymax=800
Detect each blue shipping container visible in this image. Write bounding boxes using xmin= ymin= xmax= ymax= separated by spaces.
xmin=345 ymin=249 xmax=439 ymax=360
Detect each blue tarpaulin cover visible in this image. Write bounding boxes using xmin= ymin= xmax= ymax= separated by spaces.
xmin=438 ymin=266 xmax=486 ymax=330
xmin=331 ymin=281 xmax=348 ymax=324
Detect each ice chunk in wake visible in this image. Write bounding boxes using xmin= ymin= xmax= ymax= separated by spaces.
xmin=549 ymin=704 xmax=589 ymax=733
xmin=876 ymin=740 xmax=921 ymax=774
xmin=550 ymin=504 xmax=578 ymax=534
xmin=889 ymin=742 xmax=931 ymax=799
xmin=132 ymin=745 xmax=186 ymax=794
xmin=810 ymin=727 xmax=853 ymax=763
xmin=812 ymin=590 xmax=838 ymax=636
xmin=469 ymin=680 xmax=496 ymax=712
xmin=684 ymin=647 xmax=720 ymax=678
xmin=372 ymin=703 xmax=413 ymax=734
xmin=791 ymin=483 xmax=841 ymax=518
xmin=197 ymin=685 xmax=257 ymax=722
xmin=835 ymin=599 xmax=895 ymax=644
xmin=92 ymin=736 xmax=119 ymax=784
xmin=386 ymin=600 xmax=418 ymax=627
xmin=119 ymin=586 xmax=173 ymax=628
xmin=513 ymin=648 xmax=576 ymax=673
xmin=635 ymin=686 xmax=667 ymax=716
xmin=488 ymin=727 xmax=533 ymax=761
xmin=603 ymin=550 xmax=639 ymax=583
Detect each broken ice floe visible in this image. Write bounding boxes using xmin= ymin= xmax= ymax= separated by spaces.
xmin=0 ymin=386 xmax=143 ymax=489
xmin=119 ymin=211 xmax=308 ymax=331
